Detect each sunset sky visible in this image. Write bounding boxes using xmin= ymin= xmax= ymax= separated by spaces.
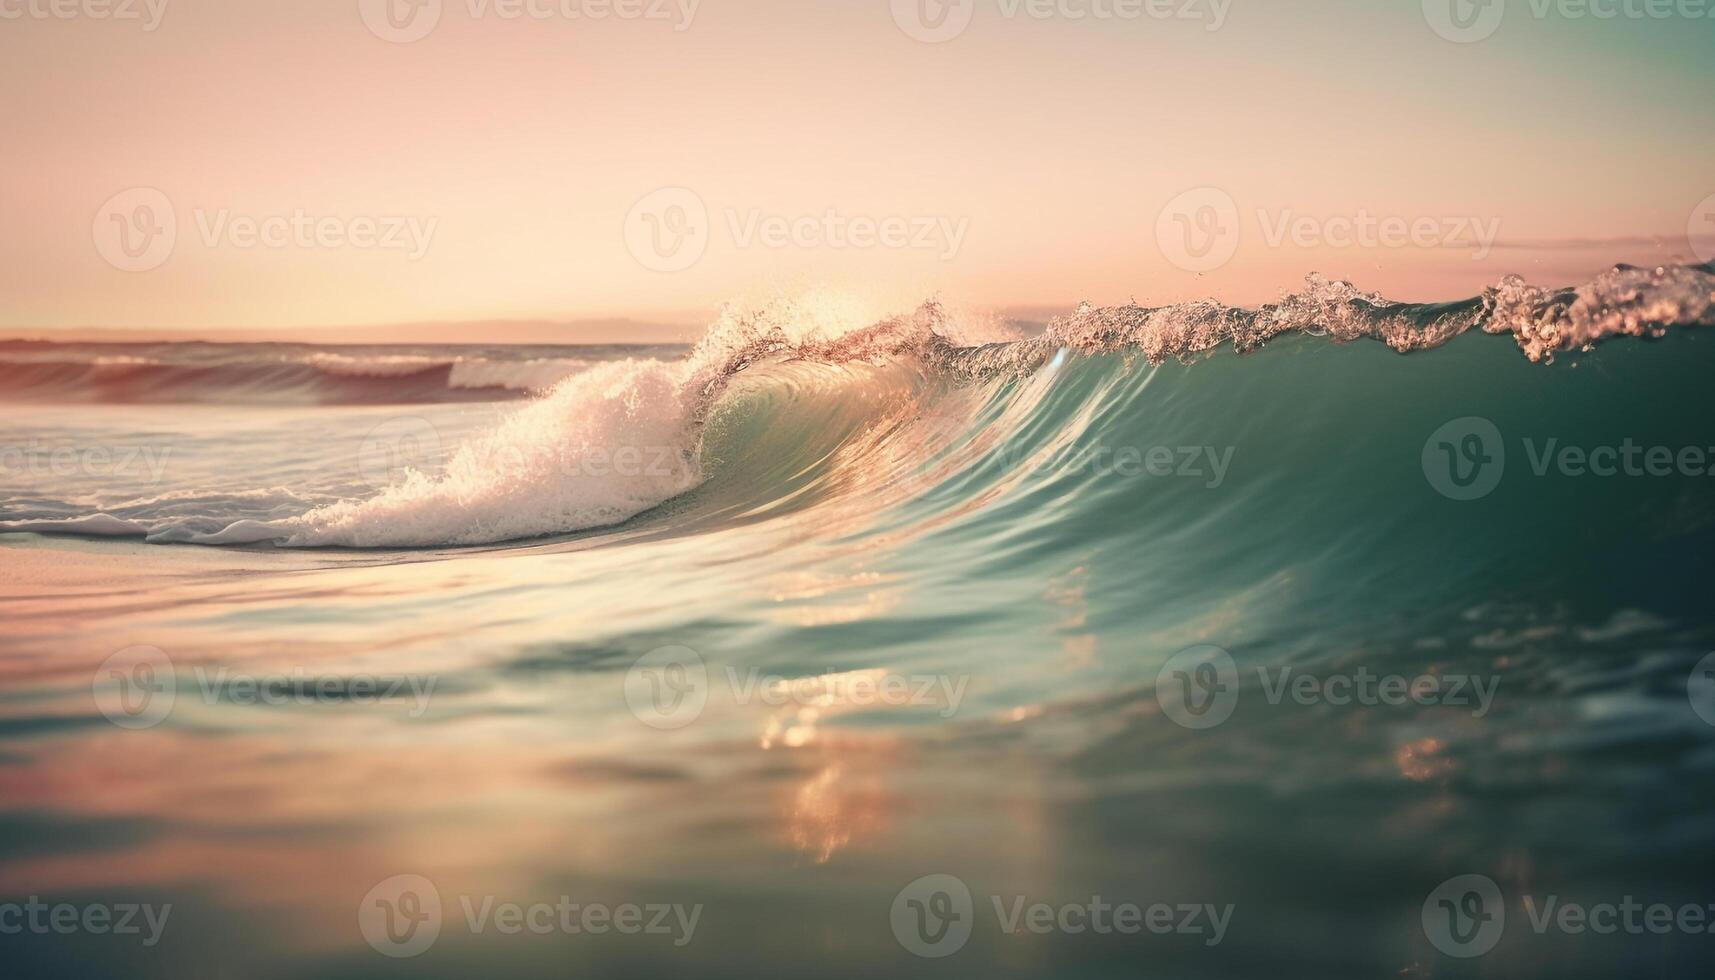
xmin=3 ymin=0 xmax=1713 ymax=338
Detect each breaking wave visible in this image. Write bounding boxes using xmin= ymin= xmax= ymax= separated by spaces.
xmin=2 ymin=262 xmax=1711 ymax=549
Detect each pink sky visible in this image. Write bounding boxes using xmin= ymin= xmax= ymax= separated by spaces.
xmin=3 ymin=0 xmax=1712 ymax=339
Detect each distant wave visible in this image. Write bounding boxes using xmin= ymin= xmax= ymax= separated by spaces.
xmin=3 ymin=262 xmax=1711 ymax=548
xmin=0 ymin=348 xmax=609 ymax=405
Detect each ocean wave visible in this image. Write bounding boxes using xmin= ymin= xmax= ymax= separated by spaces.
xmin=4 ymin=263 xmax=1712 ymax=548
xmin=0 ymin=349 xmax=598 ymax=404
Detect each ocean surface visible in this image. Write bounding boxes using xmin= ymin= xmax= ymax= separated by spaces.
xmin=3 ymin=264 xmax=1715 ymax=978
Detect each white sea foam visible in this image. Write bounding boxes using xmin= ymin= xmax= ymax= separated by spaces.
xmin=304 ymin=353 xmax=449 ymax=377
xmin=446 ymin=357 xmax=591 ymax=392
xmin=260 ymin=358 xmax=701 ymax=547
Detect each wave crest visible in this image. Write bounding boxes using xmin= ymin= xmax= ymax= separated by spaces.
xmin=1037 ymin=262 xmax=1714 ymax=366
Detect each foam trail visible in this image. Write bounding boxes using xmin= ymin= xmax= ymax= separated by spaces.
xmin=277 ymin=359 xmax=702 ymax=547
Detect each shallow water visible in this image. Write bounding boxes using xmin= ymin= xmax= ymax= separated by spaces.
xmin=3 ymin=273 xmax=1715 ymax=978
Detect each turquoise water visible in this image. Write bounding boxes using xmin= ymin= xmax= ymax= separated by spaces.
xmin=3 ymin=269 xmax=1714 ymax=978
